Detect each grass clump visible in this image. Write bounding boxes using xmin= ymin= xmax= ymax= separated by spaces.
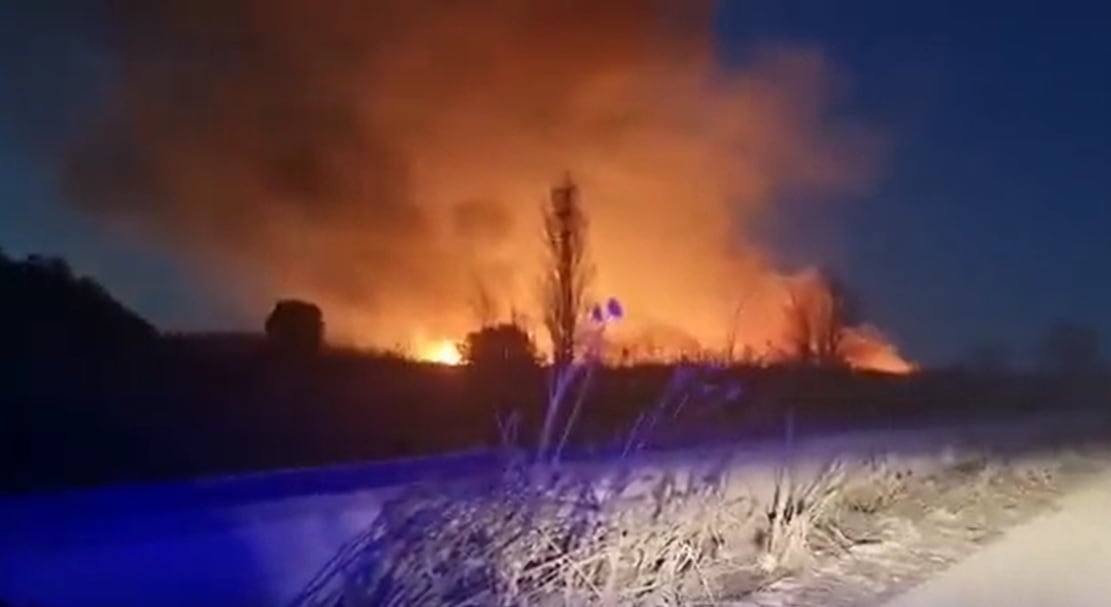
xmin=351 ymin=466 xmax=745 ymax=606
xmin=839 ymin=454 xmax=911 ymax=515
xmin=291 ymin=455 xmax=868 ymax=606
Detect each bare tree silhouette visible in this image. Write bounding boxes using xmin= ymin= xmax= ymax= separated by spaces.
xmin=782 ymin=269 xmax=857 ymax=367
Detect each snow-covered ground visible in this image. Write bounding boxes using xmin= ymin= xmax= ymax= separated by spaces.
xmin=883 ymin=464 xmax=1111 ymax=607
xmin=1 ymin=411 xmax=1107 ymax=607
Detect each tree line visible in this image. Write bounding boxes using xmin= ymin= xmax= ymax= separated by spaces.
xmin=1 ymin=178 xmax=1107 ymax=494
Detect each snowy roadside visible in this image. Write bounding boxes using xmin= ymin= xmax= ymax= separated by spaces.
xmin=294 ymin=412 xmax=1111 ymax=606
xmin=3 ymin=410 xmax=1110 ymax=607
xmin=723 ymin=442 xmax=1111 ymax=606
xmin=880 ymin=458 xmax=1111 ymax=607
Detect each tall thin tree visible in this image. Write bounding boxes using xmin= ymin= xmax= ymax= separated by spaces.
xmin=540 ymin=174 xmax=593 ymax=373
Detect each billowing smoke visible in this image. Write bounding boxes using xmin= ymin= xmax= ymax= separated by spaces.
xmin=65 ymin=0 xmax=901 ymax=366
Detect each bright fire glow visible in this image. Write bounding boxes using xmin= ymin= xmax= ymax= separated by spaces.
xmin=418 ymin=339 xmax=463 ymax=366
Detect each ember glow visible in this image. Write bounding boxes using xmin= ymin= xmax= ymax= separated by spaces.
xmin=66 ymin=1 xmax=912 ymax=372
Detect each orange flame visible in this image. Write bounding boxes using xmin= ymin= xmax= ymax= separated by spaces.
xmin=416 ymin=339 xmax=463 ymax=366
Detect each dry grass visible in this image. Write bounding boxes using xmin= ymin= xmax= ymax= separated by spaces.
xmin=838 ymin=454 xmax=911 ymax=515
xmin=757 ymin=459 xmax=851 ymax=574
xmin=288 ymin=450 xmax=920 ymax=607
xmin=289 ymin=440 xmax=1111 ymax=607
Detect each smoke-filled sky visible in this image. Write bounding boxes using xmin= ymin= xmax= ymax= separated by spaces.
xmin=2 ymin=1 xmax=1110 ymax=366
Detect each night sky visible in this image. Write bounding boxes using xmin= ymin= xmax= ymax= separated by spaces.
xmin=2 ymin=2 xmax=1110 ymax=366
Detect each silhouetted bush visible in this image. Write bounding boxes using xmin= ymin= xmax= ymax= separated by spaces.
xmin=460 ymin=322 xmax=539 ymax=371
xmin=459 ymin=322 xmax=543 ymax=441
xmin=265 ymin=299 xmax=324 ymax=354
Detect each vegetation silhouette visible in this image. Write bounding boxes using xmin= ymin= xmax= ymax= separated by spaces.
xmin=460 ymin=322 xmax=539 ymax=370
xmin=2 ymin=247 xmax=1109 ymax=497
xmin=460 ymin=321 xmax=544 ymax=444
xmin=782 ymin=268 xmax=858 ymax=367
xmin=1 ymin=251 xmax=155 ymax=355
xmin=540 ymin=175 xmax=593 ymax=375
xmin=265 ymin=299 xmax=325 ymax=355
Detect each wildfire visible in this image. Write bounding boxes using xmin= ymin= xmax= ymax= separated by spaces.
xmin=417 ymin=339 xmax=463 ymax=366
xmin=78 ymin=1 xmax=919 ymax=374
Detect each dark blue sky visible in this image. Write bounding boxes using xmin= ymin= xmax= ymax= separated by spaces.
xmin=718 ymin=1 xmax=1111 ymax=365
xmin=2 ymin=2 xmax=1110 ymax=365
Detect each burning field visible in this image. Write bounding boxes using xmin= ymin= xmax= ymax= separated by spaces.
xmin=63 ymin=0 xmax=911 ymax=371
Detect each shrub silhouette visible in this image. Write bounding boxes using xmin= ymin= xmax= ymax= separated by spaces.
xmin=459 ymin=322 xmax=542 ymax=442
xmin=265 ymin=299 xmax=324 ymax=354
xmin=460 ymin=322 xmax=539 ymax=371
